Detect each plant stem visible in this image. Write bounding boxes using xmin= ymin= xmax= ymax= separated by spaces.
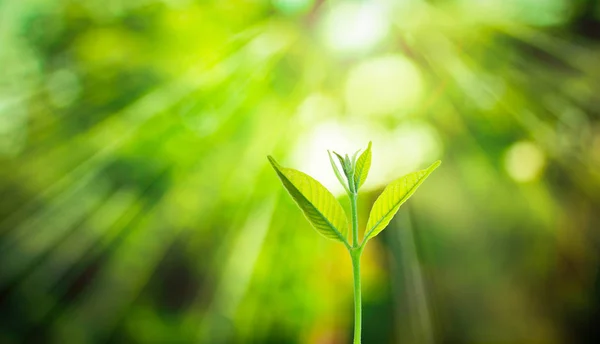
xmin=351 ymin=248 xmax=363 ymax=344
xmin=348 ymin=187 xmax=362 ymax=344
xmin=350 ymin=192 xmax=359 ymax=247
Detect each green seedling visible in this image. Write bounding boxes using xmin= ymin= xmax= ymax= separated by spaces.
xmin=268 ymin=142 xmax=440 ymax=344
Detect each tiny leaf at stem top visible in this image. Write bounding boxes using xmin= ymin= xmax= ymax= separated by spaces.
xmin=351 ymin=149 xmax=361 ymax=167
xmin=328 ymin=150 xmax=350 ymax=193
xmin=333 ymin=151 xmax=346 ymax=168
xmin=353 ymin=141 xmax=372 ymax=190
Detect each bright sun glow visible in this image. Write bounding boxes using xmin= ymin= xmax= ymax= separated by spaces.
xmin=292 ymin=120 xmax=442 ymax=195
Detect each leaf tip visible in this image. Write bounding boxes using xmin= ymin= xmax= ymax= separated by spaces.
xmin=424 ymin=160 xmax=442 ymax=175
xmin=267 ymin=155 xmax=280 ymax=169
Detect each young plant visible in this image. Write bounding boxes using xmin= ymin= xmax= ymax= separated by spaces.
xmin=268 ymin=142 xmax=440 ymax=344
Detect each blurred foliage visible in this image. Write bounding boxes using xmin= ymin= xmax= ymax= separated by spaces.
xmin=1 ymin=0 xmax=600 ymax=343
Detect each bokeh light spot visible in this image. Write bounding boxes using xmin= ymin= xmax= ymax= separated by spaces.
xmin=320 ymin=1 xmax=389 ymax=54
xmin=372 ymin=121 xmax=442 ymax=186
xmin=504 ymin=141 xmax=546 ymax=182
xmin=345 ymin=55 xmax=424 ymax=116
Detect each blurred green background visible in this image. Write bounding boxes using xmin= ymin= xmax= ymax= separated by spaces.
xmin=1 ymin=0 xmax=600 ymax=343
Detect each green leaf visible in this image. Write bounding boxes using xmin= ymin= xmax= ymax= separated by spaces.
xmin=333 ymin=151 xmax=352 ymax=177
xmin=351 ymin=149 xmax=361 ymax=167
xmin=364 ymin=160 xmax=441 ymax=241
xmin=344 ymin=154 xmax=351 ymax=169
xmin=353 ymin=141 xmax=372 ymax=190
xmin=328 ymin=150 xmax=350 ymax=193
xmin=332 ymin=151 xmax=345 ymax=168
xmin=268 ymin=156 xmax=349 ymax=244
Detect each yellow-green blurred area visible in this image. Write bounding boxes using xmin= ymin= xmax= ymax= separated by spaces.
xmin=1 ymin=0 xmax=600 ymax=342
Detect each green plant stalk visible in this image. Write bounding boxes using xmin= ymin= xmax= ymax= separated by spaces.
xmin=350 ymin=192 xmax=359 ymax=247
xmin=348 ymin=179 xmax=362 ymax=344
xmin=350 ymin=245 xmax=363 ymax=344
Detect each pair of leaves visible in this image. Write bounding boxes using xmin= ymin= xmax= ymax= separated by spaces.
xmin=268 ymin=145 xmax=440 ymax=245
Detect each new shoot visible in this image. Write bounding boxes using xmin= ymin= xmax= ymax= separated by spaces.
xmin=268 ymin=142 xmax=440 ymax=344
